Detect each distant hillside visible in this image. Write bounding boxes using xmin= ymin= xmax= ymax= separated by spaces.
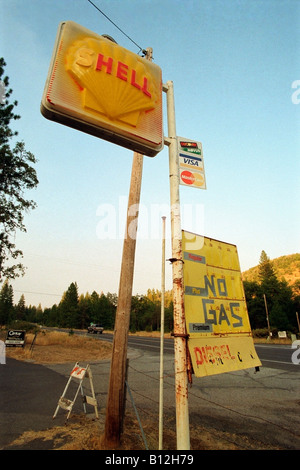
xmin=242 ymin=253 xmax=300 ymax=286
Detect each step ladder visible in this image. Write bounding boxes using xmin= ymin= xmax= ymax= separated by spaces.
xmin=53 ymin=362 xmax=98 ymax=421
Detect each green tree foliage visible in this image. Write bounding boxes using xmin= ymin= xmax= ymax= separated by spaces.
xmin=0 ymin=280 xmax=174 ymax=334
xmin=243 ymin=280 xmax=266 ymax=329
xmin=59 ymin=282 xmax=79 ymax=328
xmin=130 ymin=294 xmax=157 ymax=332
xmin=15 ymin=293 xmax=26 ymax=320
xmin=40 ymin=285 xmax=117 ymax=330
xmin=0 ymin=279 xmax=14 ymax=324
xmin=0 ymin=58 xmax=38 ymax=281
xmin=244 ymin=250 xmax=297 ymax=332
xmin=258 ymin=250 xmax=277 ymax=283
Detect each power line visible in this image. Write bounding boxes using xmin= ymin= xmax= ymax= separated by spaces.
xmin=87 ymin=0 xmax=147 ymax=55
xmin=14 ymin=290 xmax=61 ymax=298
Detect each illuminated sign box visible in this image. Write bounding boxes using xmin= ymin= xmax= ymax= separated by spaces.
xmin=41 ymin=21 xmax=163 ymax=157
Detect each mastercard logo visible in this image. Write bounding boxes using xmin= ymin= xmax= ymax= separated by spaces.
xmin=180 ymin=170 xmax=205 ymax=187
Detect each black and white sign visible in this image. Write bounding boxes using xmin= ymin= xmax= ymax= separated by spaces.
xmin=5 ymin=330 xmax=26 ymax=348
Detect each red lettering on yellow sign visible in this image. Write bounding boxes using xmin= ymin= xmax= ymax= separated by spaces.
xmin=95 ymin=53 xmax=152 ymax=98
xmin=116 ymin=61 xmax=128 ymax=81
xmin=194 ymin=344 xmax=235 ymax=367
xmin=96 ymin=53 xmax=113 ymax=74
xmin=188 ymin=253 xmax=204 ymax=263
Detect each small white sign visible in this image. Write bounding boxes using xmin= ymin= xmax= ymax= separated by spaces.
xmin=278 ymin=331 xmax=287 ymax=338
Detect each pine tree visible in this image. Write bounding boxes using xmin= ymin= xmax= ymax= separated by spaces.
xmin=59 ymin=282 xmax=79 ymax=328
xmin=258 ymin=250 xmax=277 ymax=283
xmin=0 ymin=279 xmax=14 ymax=324
xmin=15 ymin=293 xmax=26 ymax=320
xmin=0 ymin=58 xmax=38 ymax=281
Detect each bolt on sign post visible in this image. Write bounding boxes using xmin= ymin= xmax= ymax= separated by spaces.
xmin=164 ymin=81 xmax=190 ymax=450
xmin=41 ymin=21 xmax=163 ymax=157
xmin=182 ymin=231 xmax=261 ymax=378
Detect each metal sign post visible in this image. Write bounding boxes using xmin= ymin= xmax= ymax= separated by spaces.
xmin=163 ymin=80 xmax=190 ymax=450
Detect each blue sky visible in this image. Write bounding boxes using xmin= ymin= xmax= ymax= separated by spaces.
xmin=1 ymin=0 xmax=299 ymax=308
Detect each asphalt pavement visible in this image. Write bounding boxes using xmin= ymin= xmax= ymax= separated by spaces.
xmin=0 ymin=358 xmax=70 ymax=449
xmin=0 ymin=345 xmax=299 ymax=450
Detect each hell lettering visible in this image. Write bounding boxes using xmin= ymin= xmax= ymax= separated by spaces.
xmin=95 ymin=53 xmax=151 ymax=97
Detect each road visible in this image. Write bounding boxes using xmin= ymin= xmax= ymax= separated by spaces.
xmin=93 ymin=332 xmax=300 ymax=373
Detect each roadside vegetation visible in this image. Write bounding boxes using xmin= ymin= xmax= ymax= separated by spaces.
xmin=0 ymin=328 xmax=112 ymax=363
xmin=0 ymin=252 xmax=299 ymax=341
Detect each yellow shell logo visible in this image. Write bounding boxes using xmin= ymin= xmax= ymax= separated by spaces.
xmin=65 ymin=37 xmax=158 ymax=127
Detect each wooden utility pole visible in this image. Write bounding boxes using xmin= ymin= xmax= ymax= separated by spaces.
xmin=103 ymin=49 xmax=152 ymax=448
xmin=103 ymin=150 xmax=143 ymax=447
xmin=263 ymin=293 xmax=271 ymax=339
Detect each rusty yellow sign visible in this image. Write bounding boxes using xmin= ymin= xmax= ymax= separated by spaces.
xmin=182 ymin=231 xmax=261 ymax=377
xmin=41 ymin=21 xmax=163 ymax=157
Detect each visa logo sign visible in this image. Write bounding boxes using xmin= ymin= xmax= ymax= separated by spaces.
xmin=184 ymin=157 xmax=201 ymax=166
xmin=179 ymin=153 xmax=203 ymax=166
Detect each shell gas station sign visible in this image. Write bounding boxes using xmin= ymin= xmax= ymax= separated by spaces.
xmin=41 ymin=21 xmax=163 ymax=157
xmin=182 ymin=231 xmax=261 ymax=377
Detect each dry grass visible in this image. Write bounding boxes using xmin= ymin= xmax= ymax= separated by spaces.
xmin=5 ymin=409 xmax=278 ymax=451
xmin=4 ymin=330 xmax=112 ymax=364
xmin=253 ymin=337 xmax=292 ymax=345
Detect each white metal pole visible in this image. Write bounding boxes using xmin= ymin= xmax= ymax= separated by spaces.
xmin=159 ymin=215 xmax=166 ymax=450
xmin=164 ymin=80 xmax=190 ymax=450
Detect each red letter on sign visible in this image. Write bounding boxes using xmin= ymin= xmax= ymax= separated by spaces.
xmin=194 ymin=347 xmax=203 ymax=366
xmin=131 ymin=69 xmax=141 ymax=90
xmin=96 ymin=54 xmax=113 ymax=74
xmin=142 ymin=77 xmax=151 ymax=98
xmin=116 ymin=61 xmax=128 ymax=81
